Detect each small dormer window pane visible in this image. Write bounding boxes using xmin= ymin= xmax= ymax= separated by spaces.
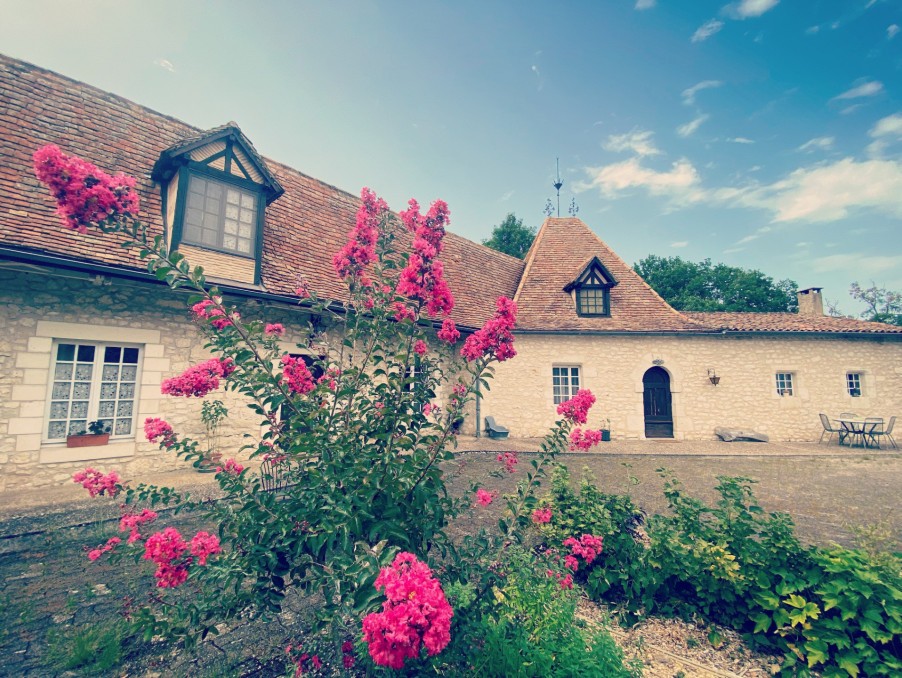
xmin=576 ymin=287 xmax=608 ymax=316
xmin=184 ymin=175 xmax=257 ymax=257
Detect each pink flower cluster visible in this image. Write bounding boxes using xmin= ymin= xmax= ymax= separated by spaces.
xmin=532 ymin=507 xmax=552 ymax=524
xmin=414 ymin=340 xmax=428 ymax=356
xmin=460 ymin=296 xmax=517 ymax=362
xmin=216 ymin=458 xmax=244 ymax=476
xmin=286 ymin=644 xmax=323 ymax=676
xmin=562 ymin=534 xmax=604 ymax=571
xmin=362 ymin=552 xmax=453 ymax=669
xmin=569 ymin=428 xmax=602 ymax=451
xmin=317 ymin=366 xmax=340 ymax=392
xmin=191 ymin=299 xmax=238 ymax=330
xmin=423 ymin=402 xmax=439 ymax=417
xmin=161 ymin=358 xmax=235 ymax=398
xmin=437 ymin=318 xmax=460 ymax=344
xmin=144 ymin=417 xmax=176 ymax=448
xmin=119 ymin=509 xmax=158 ymax=544
xmin=475 ymin=488 xmax=496 ymax=506
xmin=33 ymin=144 xmax=140 ymax=233
xmin=281 ymin=355 xmax=315 ymax=394
xmin=72 ymin=468 xmax=120 ymax=497
xmin=341 ymin=640 xmax=355 ymax=669
xmin=334 ymin=187 xmax=388 ymax=285
xmin=142 ymin=527 xmax=221 ymax=588
xmin=87 ymin=536 xmax=121 ymax=561
xmin=264 ymin=323 xmax=285 ymax=336
xmin=497 ymin=451 xmax=518 ymax=474
xmin=556 ymin=389 xmax=596 ymax=425
xmin=396 ymin=198 xmax=455 ymax=317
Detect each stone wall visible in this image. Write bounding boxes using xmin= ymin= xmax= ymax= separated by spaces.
xmin=480 ymin=332 xmax=902 ymax=441
xmin=0 ymin=265 xmax=311 ymax=492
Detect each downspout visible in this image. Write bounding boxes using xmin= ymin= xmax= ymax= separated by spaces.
xmin=475 ymin=384 xmax=481 ymax=438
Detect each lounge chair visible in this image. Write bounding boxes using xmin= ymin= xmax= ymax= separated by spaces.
xmin=484 ymin=416 xmax=510 ymax=440
xmin=818 ymin=413 xmax=844 ymax=445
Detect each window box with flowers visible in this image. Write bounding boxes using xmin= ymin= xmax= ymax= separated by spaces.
xmin=67 ymin=420 xmax=112 ymax=448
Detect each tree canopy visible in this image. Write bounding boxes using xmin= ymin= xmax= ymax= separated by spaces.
xmin=633 ymin=255 xmax=798 ymax=313
xmin=850 ymin=282 xmax=902 ymax=325
xmin=482 ymin=213 xmax=536 ymax=259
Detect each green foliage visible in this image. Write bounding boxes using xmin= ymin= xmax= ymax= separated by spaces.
xmin=482 ymin=213 xmax=536 ymax=259
xmin=46 ymin=620 xmax=130 ymax=673
xmin=539 ymin=466 xmax=646 ymax=603
xmin=634 ymin=255 xmax=798 ymax=312
xmin=849 ymin=281 xmax=902 ymax=326
xmin=464 ymin=548 xmax=640 ymax=677
xmin=563 ymin=471 xmax=902 ymax=676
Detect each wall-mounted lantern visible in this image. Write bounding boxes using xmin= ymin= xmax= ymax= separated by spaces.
xmin=707 ymin=368 xmax=720 ymax=386
xmin=652 ymin=358 xmax=665 ymax=366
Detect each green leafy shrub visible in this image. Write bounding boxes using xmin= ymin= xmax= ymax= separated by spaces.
xmin=565 ymin=471 xmax=902 ymax=676
xmin=46 ymin=620 xmax=130 ymax=673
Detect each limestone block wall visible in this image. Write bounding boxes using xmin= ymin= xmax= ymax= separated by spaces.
xmin=479 ymin=333 xmax=902 ymax=441
xmin=0 ymin=265 xmax=311 ymax=492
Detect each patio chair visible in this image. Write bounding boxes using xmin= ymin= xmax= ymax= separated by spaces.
xmin=839 ymin=412 xmax=860 ymax=419
xmin=818 ymin=413 xmax=845 ymax=445
xmin=484 ymin=416 xmax=510 ymax=440
xmin=872 ymin=416 xmax=897 ymax=450
xmin=260 ymin=457 xmax=291 ymax=493
xmin=864 ymin=417 xmax=884 ymax=448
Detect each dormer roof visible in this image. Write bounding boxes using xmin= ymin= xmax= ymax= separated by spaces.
xmin=562 ymin=256 xmax=618 ymax=292
xmin=151 ymin=121 xmax=284 ymax=204
xmin=513 ymin=217 xmax=707 ymax=333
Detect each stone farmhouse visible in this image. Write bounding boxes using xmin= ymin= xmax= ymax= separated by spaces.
xmin=1 ymin=54 xmax=900 ymax=491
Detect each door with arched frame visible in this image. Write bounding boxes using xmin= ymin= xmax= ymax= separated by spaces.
xmin=643 ymin=367 xmax=673 ymax=438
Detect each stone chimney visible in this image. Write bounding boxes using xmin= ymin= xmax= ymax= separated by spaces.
xmin=797 ymin=287 xmax=824 ymax=316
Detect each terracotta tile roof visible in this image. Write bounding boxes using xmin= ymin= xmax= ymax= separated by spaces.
xmin=513 ymin=217 xmax=708 ymax=332
xmin=0 ymin=55 xmax=523 ymax=329
xmin=683 ymin=312 xmax=902 ymax=334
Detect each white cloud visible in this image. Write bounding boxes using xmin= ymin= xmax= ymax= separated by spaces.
xmin=635 ymin=0 xmax=656 ymax=9
xmin=798 ymin=136 xmax=835 ymax=152
xmin=604 ymin=129 xmax=661 ymax=157
xmin=888 ymin=24 xmax=900 ymax=39
xmin=728 ymin=0 xmax=780 ymax=19
xmin=682 ymin=80 xmax=722 ymax=105
xmin=153 ymin=58 xmax=176 ymax=73
xmin=677 ymin=114 xmax=710 ymax=138
xmin=867 ymin=112 xmax=902 ymax=156
xmin=728 ymin=137 xmax=755 ymax=144
xmin=840 ymin=104 xmax=863 ymax=116
xmin=832 ymin=80 xmax=884 ymax=101
xmin=579 ymin=157 xmax=701 ymax=199
xmin=811 ymin=253 xmax=902 ymax=284
xmin=691 ymin=19 xmax=724 ymax=43
xmin=735 ymin=225 xmax=772 ymax=244
xmin=500 ymin=190 xmax=515 ymax=202
xmin=670 ymin=241 xmax=688 ymax=248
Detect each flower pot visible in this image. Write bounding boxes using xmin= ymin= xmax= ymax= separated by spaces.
xmin=601 ymin=429 xmax=611 ymax=442
xmin=66 ymin=433 xmax=110 ymax=448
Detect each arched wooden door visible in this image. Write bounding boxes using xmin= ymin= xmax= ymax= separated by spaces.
xmin=643 ymin=367 xmax=673 ymax=438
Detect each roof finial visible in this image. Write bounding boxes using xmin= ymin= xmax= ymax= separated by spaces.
xmin=568 ymin=196 xmax=579 ymax=216
xmin=553 ymin=157 xmax=563 ymax=217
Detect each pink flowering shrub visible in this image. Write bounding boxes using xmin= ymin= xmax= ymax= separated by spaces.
xmin=33 ymin=144 xmax=139 ymax=233
xmin=532 ymin=507 xmax=553 ymax=524
xmin=72 ymin=468 xmax=120 ymax=497
xmin=563 ymin=534 xmax=604 ymax=570
xmin=460 ymin=296 xmax=517 ymax=362
xmin=36 ymin=148 xmax=593 ymax=660
xmin=144 ymin=417 xmax=176 ymax=448
xmin=87 ymin=536 xmax=121 ymax=561
xmin=556 ymin=388 xmax=596 ymax=424
xmin=362 ymin=552 xmax=453 ymax=669
xmin=161 ymin=358 xmax=234 ymax=397
xmin=569 ymin=427 xmax=603 ymax=450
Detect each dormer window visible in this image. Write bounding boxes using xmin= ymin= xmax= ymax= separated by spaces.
xmin=564 ymin=257 xmax=618 ymax=317
xmin=151 ymin=123 xmax=284 ymax=284
xmin=184 ymin=175 xmax=258 ymax=256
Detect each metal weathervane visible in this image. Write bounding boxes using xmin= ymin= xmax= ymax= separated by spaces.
xmin=552 ymin=157 xmax=563 ymax=217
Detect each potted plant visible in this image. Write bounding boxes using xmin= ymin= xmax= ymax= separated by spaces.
xmin=66 ymin=420 xmax=111 ymax=448
xmin=601 ymin=418 xmax=611 ymax=442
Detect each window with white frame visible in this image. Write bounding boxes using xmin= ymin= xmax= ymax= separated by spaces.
xmin=46 ymin=342 xmax=142 ymax=441
xmin=846 ymin=372 xmax=862 ymax=397
xmin=552 ymin=366 xmax=581 ymax=405
xmin=775 ymin=372 xmax=794 ymax=397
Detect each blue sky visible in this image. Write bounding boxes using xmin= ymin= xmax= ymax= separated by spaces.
xmin=2 ymin=0 xmax=900 ymax=313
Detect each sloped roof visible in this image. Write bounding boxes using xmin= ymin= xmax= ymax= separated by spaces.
xmin=683 ymin=312 xmax=902 ymax=334
xmin=0 ymin=55 xmax=524 ymax=329
xmin=514 ymin=218 xmax=707 ymax=332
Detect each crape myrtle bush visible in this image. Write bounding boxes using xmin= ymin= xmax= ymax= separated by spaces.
xmin=35 ymin=145 xmax=611 ymax=672
xmin=539 ymin=469 xmax=902 ymax=677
